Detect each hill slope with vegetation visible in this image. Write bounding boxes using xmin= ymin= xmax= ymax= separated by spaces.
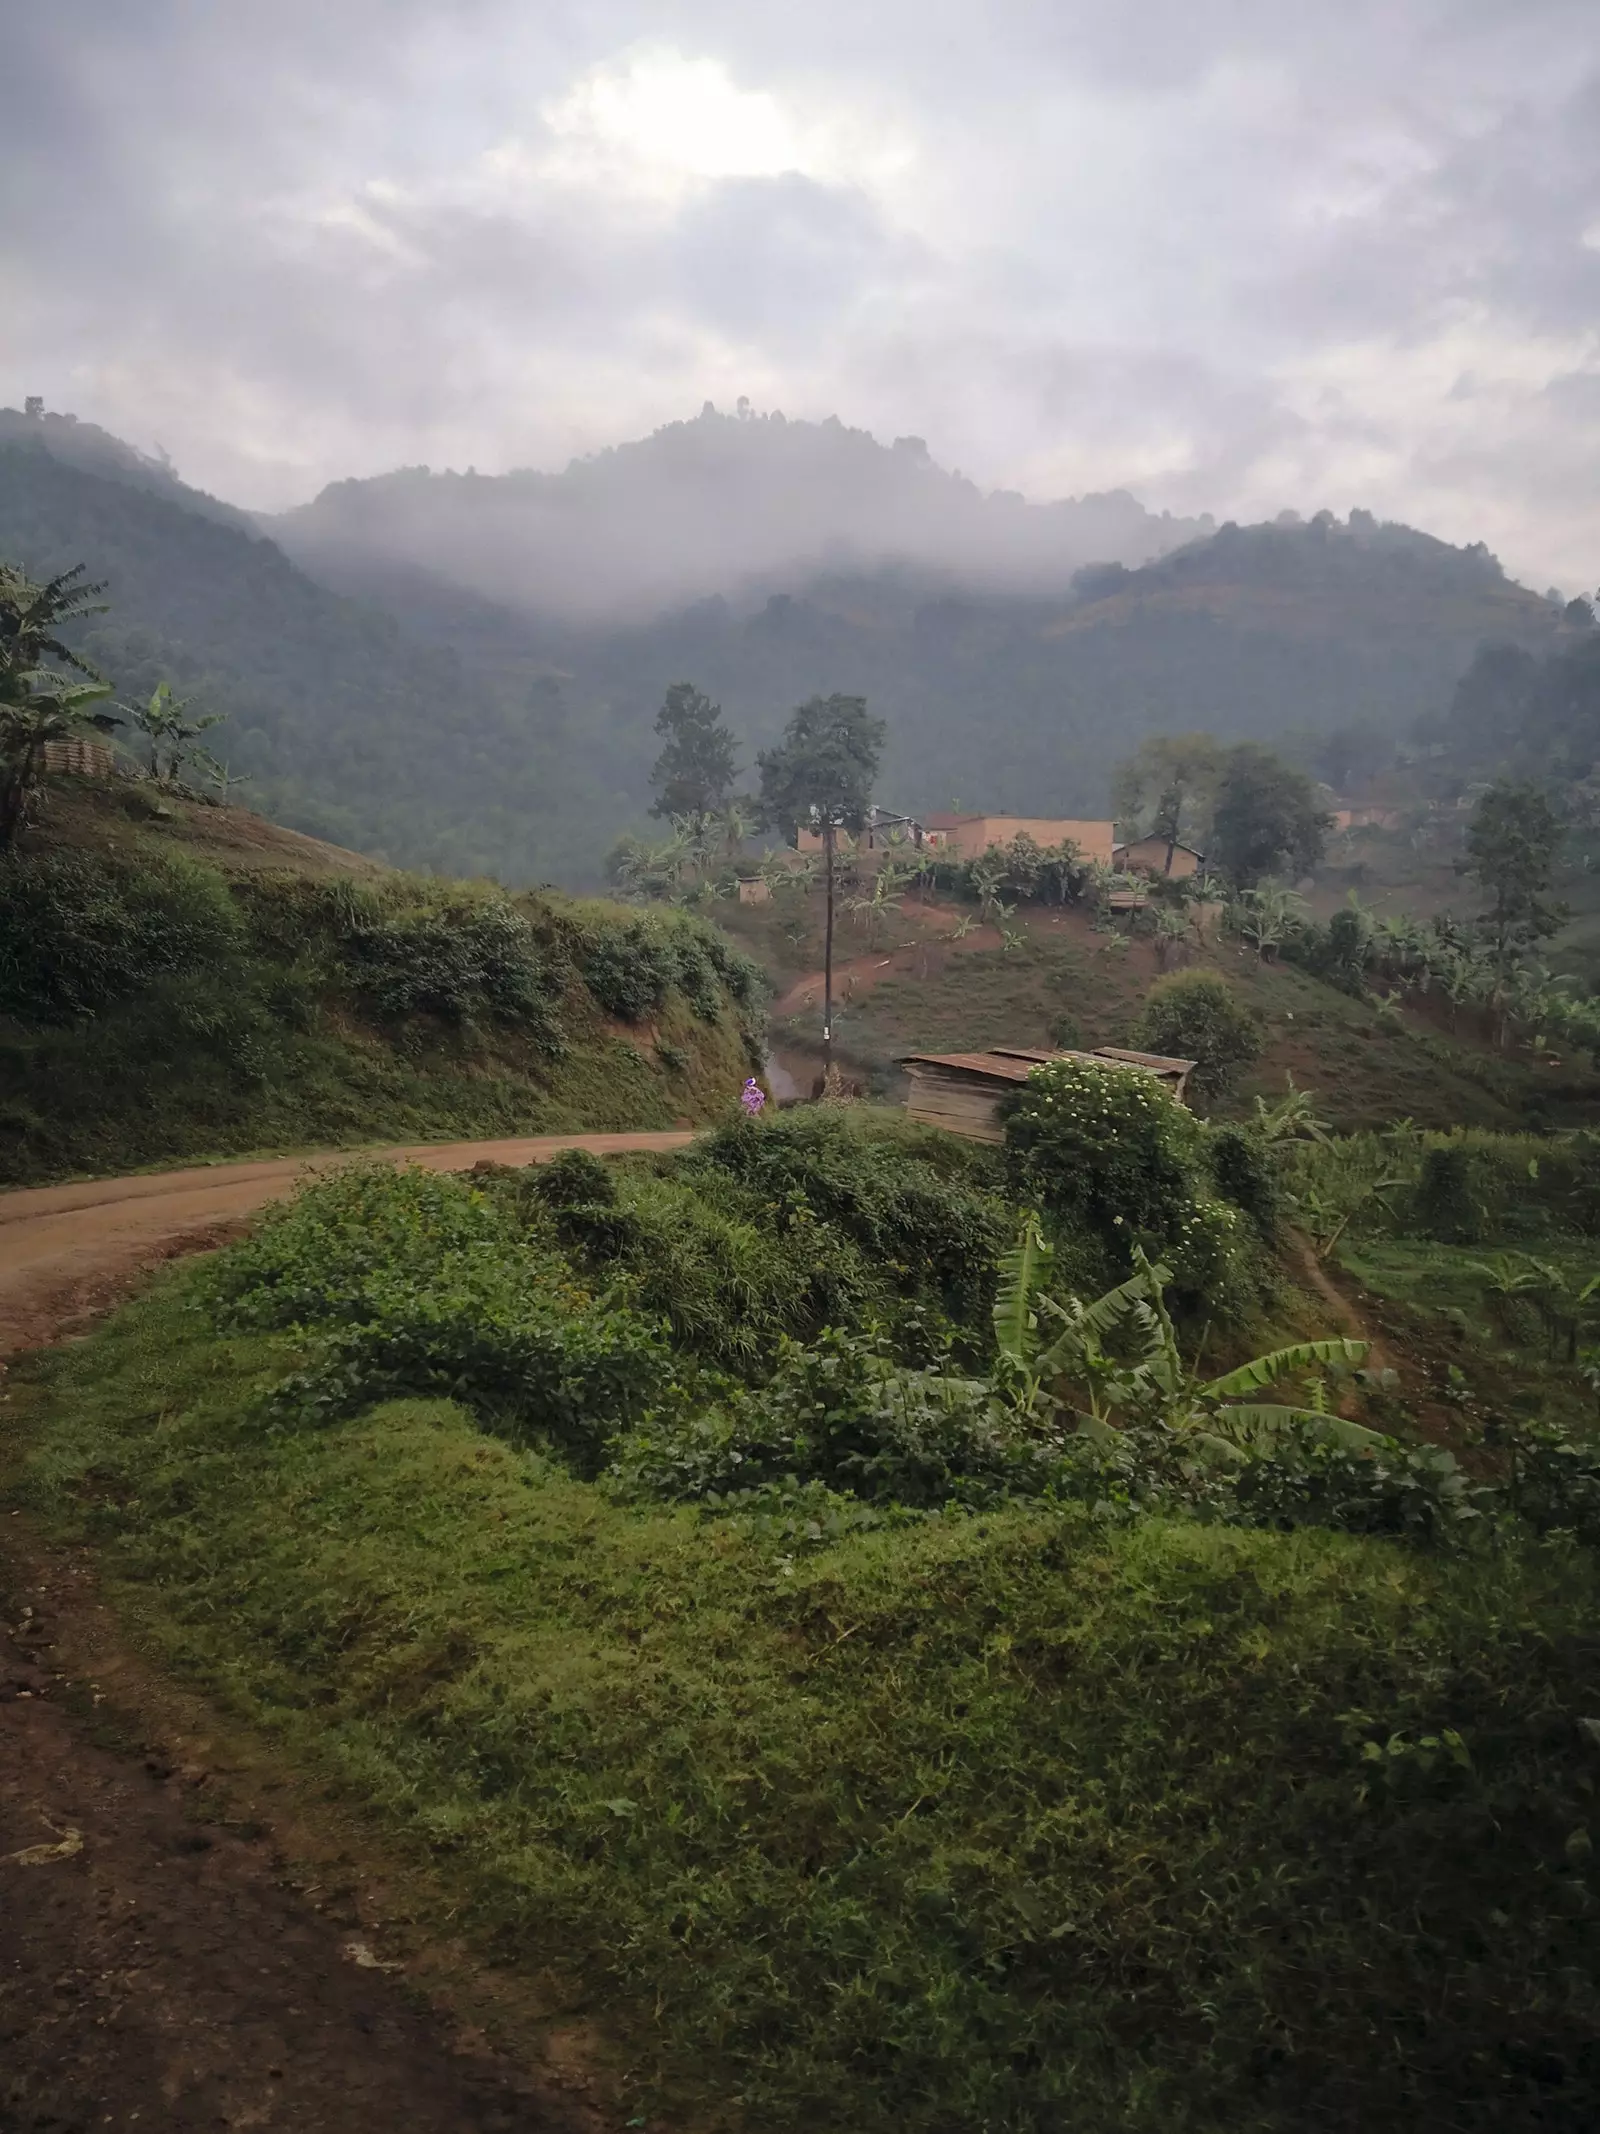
xmin=0 ymin=774 xmax=764 ymax=1184
xmin=2 ymin=405 xmax=1575 ymax=884
xmin=0 ymin=436 xmax=605 ymax=881
xmin=13 ymin=1080 xmax=1600 ymax=2131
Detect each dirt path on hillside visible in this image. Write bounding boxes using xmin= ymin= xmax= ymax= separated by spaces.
xmin=0 ymin=1132 xmax=693 ymax=1364
xmin=769 ymin=903 xmax=1003 ymax=1025
xmin=0 ymin=1132 xmax=694 ymax=2132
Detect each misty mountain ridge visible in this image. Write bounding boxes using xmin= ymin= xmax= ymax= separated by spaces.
xmin=270 ymin=403 xmax=1216 ymax=623
xmin=0 ymin=401 xmax=1576 ymax=889
xmin=0 ymin=404 xmax=256 ymax=536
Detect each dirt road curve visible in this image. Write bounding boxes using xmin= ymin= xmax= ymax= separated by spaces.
xmin=0 ymin=1132 xmax=694 ymax=1363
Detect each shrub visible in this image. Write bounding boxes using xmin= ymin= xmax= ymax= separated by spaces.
xmin=1002 ymin=1054 xmax=1250 ymax=1302
xmin=1131 ymin=969 xmax=1263 ymax=1102
xmin=532 ymin=1147 xmax=617 ymax=1210
xmin=1287 ymin=906 xmax=1370 ymax=995
xmin=570 ymin=908 xmax=766 ymax=1030
xmin=613 ymin=1327 xmax=1054 ymax=1509
xmin=200 ymin=1162 xmax=510 ymax=1328
xmin=232 ymin=875 xmax=568 ymax=1048
xmin=1412 ymin=1145 xmax=1486 ymax=1244
xmin=0 ymin=848 xmax=245 ymax=1021
xmin=685 ymin=1111 xmax=1011 ymax=1336
xmin=279 ymin=1268 xmax=668 ymax=1473
xmin=204 ymin=1163 xmax=668 ymax=1471
xmin=1206 ymin=1123 xmax=1281 ymax=1238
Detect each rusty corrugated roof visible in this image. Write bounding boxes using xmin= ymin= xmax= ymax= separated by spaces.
xmin=900 ymin=1051 xmax=1041 ymax=1083
xmin=900 ymin=1045 xmax=1195 ymax=1086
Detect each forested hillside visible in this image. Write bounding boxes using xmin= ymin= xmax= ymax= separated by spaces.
xmin=273 ymin=403 xmax=1214 ymax=619
xmin=0 ymin=405 xmax=1573 ymax=885
xmin=0 ymin=437 xmax=605 ymax=881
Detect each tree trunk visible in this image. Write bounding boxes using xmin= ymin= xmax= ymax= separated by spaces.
xmin=823 ymin=820 xmax=836 ymax=1076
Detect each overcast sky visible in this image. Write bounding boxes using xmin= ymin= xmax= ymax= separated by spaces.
xmin=4 ymin=0 xmax=1597 ymax=592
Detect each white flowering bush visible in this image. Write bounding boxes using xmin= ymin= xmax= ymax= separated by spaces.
xmin=1003 ymin=1055 xmax=1251 ymax=1304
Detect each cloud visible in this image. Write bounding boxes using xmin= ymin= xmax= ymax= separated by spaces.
xmin=1 ymin=1 xmax=1597 ymax=592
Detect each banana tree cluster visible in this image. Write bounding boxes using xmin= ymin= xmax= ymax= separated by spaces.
xmin=988 ymin=1218 xmax=1379 ymax=1459
xmin=0 ymin=562 xmax=119 ymax=849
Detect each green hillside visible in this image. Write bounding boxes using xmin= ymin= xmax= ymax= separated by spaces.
xmin=724 ymin=891 xmax=1600 ymax=1134
xmin=0 ymin=774 xmax=764 ymax=1184
xmin=2 ymin=407 xmax=1573 ymax=890
xmin=0 ymin=437 xmax=608 ymax=882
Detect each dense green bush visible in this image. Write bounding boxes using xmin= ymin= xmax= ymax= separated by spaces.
xmin=569 ymin=908 xmax=764 ymax=1029
xmin=205 ymin=1164 xmax=668 ymax=1471
xmin=574 ymin=914 xmax=681 ymax=1021
xmin=1413 ymin=1144 xmax=1487 ymax=1243
xmin=1285 ymin=905 xmax=1370 ymax=995
xmin=1131 ymin=968 xmax=1264 ymax=1102
xmin=1288 ymin=1129 xmax=1600 ymax=1250
xmin=613 ymin=1327 xmax=1052 ymax=1510
xmin=685 ymin=1110 xmax=1011 ymax=1337
xmin=925 ymin=833 xmax=1089 ymax=907
xmin=0 ymin=847 xmax=247 ymax=1020
xmin=1003 ymin=1055 xmax=1252 ymax=1301
xmin=1206 ymin=1122 xmax=1281 ymax=1237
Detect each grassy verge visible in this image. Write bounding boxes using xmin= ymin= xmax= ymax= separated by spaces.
xmin=0 ymin=801 xmax=766 ymax=1182
xmin=11 ymin=1270 xmax=1600 ymax=2132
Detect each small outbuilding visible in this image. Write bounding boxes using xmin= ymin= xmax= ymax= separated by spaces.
xmin=899 ymin=1044 xmax=1196 ymax=1144
xmin=1113 ymin=837 xmax=1206 ymax=880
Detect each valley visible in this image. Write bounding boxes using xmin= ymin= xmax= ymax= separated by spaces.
xmin=4 ymin=404 xmax=1600 ymax=2134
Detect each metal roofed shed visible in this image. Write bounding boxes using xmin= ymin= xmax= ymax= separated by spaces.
xmin=899 ymin=1045 xmax=1196 ymax=1143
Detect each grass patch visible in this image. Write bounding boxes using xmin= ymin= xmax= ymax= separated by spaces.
xmin=11 ymin=1272 xmax=1600 ymax=2133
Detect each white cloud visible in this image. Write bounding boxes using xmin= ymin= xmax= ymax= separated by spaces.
xmin=2 ymin=2 xmax=1598 ymax=588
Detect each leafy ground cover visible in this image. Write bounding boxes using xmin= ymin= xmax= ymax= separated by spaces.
xmin=10 ymin=1275 xmax=1598 ymax=2133
xmin=10 ymin=1104 xmax=1600 ymax=2131
xmin=0 ymin=777 xmax=765 ymax=1182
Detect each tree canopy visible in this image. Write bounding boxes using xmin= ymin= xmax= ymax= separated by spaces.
xmin=756 ymin=694 xmax=885 ymax=839
xmin=1464 ymin=780 xmax=1566 ymax=971
xmin=1208 ymin=743 xmax=1330 ymax=888
xmin=1112 ymin=733 xmax=1221 ymax=860
xmin=648 ymin=682 xmax=738 ymax=823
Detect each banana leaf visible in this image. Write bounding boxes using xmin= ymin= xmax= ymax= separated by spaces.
xmin=992 ymin=1216 xmax=1053 ymax=1368
xmin=1200 ymin=1337 xmax=1368 ymax=1399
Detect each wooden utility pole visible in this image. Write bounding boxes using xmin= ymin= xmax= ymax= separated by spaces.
xmin=822 ymin=817 xmax=836 ymax=1073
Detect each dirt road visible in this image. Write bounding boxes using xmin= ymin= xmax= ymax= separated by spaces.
xmin=1 ymin=1131 xmax=694 ymax=2132
xmin=0 ymin=1132 xmax=694 ymax=1363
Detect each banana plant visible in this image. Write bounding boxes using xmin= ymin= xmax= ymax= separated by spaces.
xmin=1252 ymin=1074 xmax=1332 ymax=1150
xmin=990 ymin=1222 xmax=1379 ymax=1456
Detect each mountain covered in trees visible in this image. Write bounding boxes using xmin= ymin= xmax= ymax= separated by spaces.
xmin=0 ymin=401 xmax=1577 ymax=883
xmin=272 ymin=404 xmax=1214 ymax=622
